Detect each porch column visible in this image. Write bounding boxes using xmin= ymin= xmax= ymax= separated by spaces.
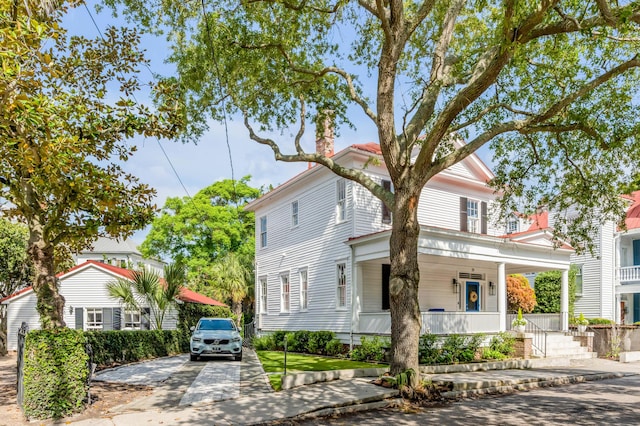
xmin=350 ymin=256 xmax=361 ymax=351
xmin=561 ymin=268 xmax=569 ymax=331
xmin=497 ymin=262 xmax=506 ymax=331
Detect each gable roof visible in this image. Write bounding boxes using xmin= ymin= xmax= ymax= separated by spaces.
xmin=1 ymin=260 xmax=226 ymax=307
xmin=80 ymin=237 xmax=141 ymax=255
xmin=625 ymin=191 xmax=640 ymax=231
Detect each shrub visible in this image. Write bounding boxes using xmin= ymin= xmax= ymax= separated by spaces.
xmin=286 ymin=330 xmax=310 ymax=352
xmin=22 ymin=328 xmax=89 ymax=420
xmin=588 ymin=318 xmax=614 ymax=325
xmin=488 ymin=332 xmax=515 ymax=357
xmin=325 ymin=339 xmax=345 ymax=356
xmin=177 ymin=303 xmax=234 ymax=336
xmin=271 ymin=330 xmax=288 ymax=350
xmin=418 ymin=333 xmax=440 ymax=364
xmin=481 ymin=348 xmax=507 ymax=360
xmin=533 ymin=268 xmax=577 ymax=317
xmin=307 ymin=331 xmax=335 ymax=354
xmin=507 ymin=274 xmax=536 ymax=313
xmin=350 ymin=336 xmax=388 ymax=362
xmin=252 ymin=334 xmax=277 ymax=351
xmin=85 ymin=329 xmax=188 ymax=368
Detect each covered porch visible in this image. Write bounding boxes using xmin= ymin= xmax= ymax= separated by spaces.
xmin=348 ymin=226 xmax=573 ymax=335
xmin=615 ymin=229 xmax=640 ymax=324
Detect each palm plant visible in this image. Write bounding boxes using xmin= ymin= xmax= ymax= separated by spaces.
xmin=107 ymin=263 xmax=185 ymax=330
xmin=210 ymin=252 xmax=249 ymax=326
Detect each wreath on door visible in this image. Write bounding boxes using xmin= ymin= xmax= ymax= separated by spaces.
xmin=469 ymin=291 xmax=478 ymax=303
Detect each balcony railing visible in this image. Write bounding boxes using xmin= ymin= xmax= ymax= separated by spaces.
xmin=618 ymin=265 xmax=640 ymax=283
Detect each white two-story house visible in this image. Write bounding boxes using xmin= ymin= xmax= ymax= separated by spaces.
xmin=246 ymin=131 xmax=573 ymax=344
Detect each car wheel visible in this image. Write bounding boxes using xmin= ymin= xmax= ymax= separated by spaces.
xmin=234 ymin=351 xmax=243 ymax=362
xmin=190 ymin=353 xmax=198 ymax=361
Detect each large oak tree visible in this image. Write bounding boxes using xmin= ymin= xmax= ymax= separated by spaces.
xmin=110 ymin=0 xmax=640 ymax=379
xmin=1 ymin=0 xmax=183 ymax=329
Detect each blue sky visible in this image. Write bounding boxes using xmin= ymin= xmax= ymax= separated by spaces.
xmin=63 ymin=2 xmax=494 ymax=245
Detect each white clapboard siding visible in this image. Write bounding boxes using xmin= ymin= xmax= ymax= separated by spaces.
xmin=573 ymin=217 xmax=606 ymax=318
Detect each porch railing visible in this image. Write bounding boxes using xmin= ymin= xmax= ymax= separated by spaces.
xmin=506 ymin=313 xmax=561 ymax=331
xmin=618 ymin=265 xmax=640 ymax=283
xmin=358 ymin=311 xmax=500 ymax=335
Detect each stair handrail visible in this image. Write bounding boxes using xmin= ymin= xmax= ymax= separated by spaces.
xmin=523 ymin=316 xmax=547 ymax=357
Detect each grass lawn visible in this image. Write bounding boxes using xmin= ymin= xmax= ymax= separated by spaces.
xmin=256 ymin=351 xmax=387 ymax=391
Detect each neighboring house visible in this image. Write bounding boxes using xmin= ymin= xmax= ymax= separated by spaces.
xmin=246 ymin=130 xmax=573 ymax=344
xmin=1 ymin=260 xmax=225 ymax=351
xmin=74 ymin=237 xmax=165 ymax=276
xmin=616 ymin=192 xmax=640 ymax=324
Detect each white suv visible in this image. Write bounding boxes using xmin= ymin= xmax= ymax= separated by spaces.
xmin=189 ymin=317 xmax=243 ymax=361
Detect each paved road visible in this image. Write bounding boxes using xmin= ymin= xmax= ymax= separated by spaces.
xmin=291 ymin=374 xmax=640 ymax=425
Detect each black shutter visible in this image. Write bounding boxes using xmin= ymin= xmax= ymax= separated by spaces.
xmin=75 ymin=307 xmax=84 ymax=330
xmin=103 ymin=308 xmax=113 ymax=331
xmin=113 ymin=308 xmax=121 ymax=330
xmin=460 ymin=197 xmax=468 ymax=232
xmin=141 ymin=307 xmax=151 ymax=330
xmin=382 ymin=264 xmax=390 ymax=310
xmin=382 ymin=180 xmax=392 ymax=224
xmin=481 ymin=201 xmax=487 ymax=234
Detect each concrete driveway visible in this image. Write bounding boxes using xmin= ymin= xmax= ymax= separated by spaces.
xmin=93 ymin=348 xmax=272 ymax=411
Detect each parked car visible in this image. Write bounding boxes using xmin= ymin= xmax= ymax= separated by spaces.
xmin=190 ymin=317 xmax=243 ymax=361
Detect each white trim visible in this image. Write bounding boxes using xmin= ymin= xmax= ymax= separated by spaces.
xmin=336 ymin=261 xmax=348 ymax=310
xmin=280 ymin=271 xmax=290 ymax=313
xmin=299 ymin=267 xmax=309 ymax=311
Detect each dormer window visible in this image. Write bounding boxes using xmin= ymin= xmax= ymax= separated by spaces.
xmin=506 ymin=214 xmax=519 ymax=234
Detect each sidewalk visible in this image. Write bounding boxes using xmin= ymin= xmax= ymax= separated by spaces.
xmin=68 ymin=356 xmax=640 ymax=426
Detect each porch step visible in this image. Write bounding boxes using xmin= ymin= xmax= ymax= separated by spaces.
xmin=531 ymin=332 xmax=597 ymax=359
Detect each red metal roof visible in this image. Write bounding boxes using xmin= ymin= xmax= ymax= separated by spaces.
xmin=625 ymin=191 xmax=640 ymax=230
xmin=352 ymin=142 xmax=382 ymax=155
xmin=1 ymin=260 xmax=226 ymax=307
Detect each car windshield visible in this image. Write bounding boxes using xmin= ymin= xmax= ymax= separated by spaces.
xmin=197 ymin=319 xmax=235 ymax=331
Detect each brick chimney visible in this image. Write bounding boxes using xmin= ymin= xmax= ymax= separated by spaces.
xmin=315 ymin=112 xmax=334 ymax=157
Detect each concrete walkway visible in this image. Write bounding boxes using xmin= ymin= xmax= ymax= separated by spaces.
xmin=74 ymin=353 xmax=640 ymax=426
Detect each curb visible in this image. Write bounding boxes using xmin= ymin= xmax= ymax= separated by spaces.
xmin=441 ymin=372 xmax=625 ymax=399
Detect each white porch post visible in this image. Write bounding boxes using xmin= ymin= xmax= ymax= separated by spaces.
xmin=497 ymin=262 xmax=506 ymax=331
xmin=561 ymin=269 xmax=569 ymax=331
xmin=349 ymin=248 xmax=361 ymax=351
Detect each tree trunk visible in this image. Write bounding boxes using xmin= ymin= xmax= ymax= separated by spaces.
xmin=232 ymin=300 xmax=243 ymax=327
xmin=388 ymin=185 xmax=421 ymax=385
xmin=28 ymin=233 xmax=65 ymax=329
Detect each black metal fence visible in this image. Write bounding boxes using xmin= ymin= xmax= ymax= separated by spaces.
xmin=243 ymin=320 xmax=255 ymax=347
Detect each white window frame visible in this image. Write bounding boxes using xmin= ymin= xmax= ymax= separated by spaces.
xmin=336 ymin=179 xmax=346 ymax=223
xmin=336 ymin=262 xmax=347 ymax=309
xmin=467 ymin=199 xmax=480 ymax=234
xmin=300 ymin=268 xmax=309 ymax=311
xmin=506 ymin=214 xmax=519 ymax=234
xmin=259 ymin=276 xmax=268 ymax=314
xmin=86 ymin=308 xmax=103 ymax=330
xmin=575 ymin=264 xmax=583 ymax=296
xmin=280 ymin=272 xmax=290 ymax=313
xmin=291 ymin=200 xmax=299 ymax=227
xmin=123 ymin=309 xmax=142 ymax=330
xmin=260 ymin=215 xmax=267 ymax=248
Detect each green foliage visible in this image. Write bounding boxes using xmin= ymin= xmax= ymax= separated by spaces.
xmin=22 ymin=328 xmax=89 ymax=420
xmin=350 ymin=336 xmax=388 ymax=362
xmin=325 ymin=339 xmax=345 ymax=357
xmin=177 ymin=302 xmax=234 ymax=336
xmin=252 ymin=334 xmax=277 ymax=351
xmin=439 ymin=334 xmax=484 ymax=364
xmin=507 ymin=274 xmax=536 ymax=313
xmin=286 ymin=330 xmax=310 ymax=353
xmin=0 ymin=218 xmax=32 ymax=299
xmin=307 ymin=331 xmax=336 ymax=355
xmin=418 ymin=333 xmax=440 ymax=365
xmin=576 ymin=313 xmax=589 ymax=326
xmin=588 ymin=318 xmax=615 ymax=325
xmin=481 ymin=348 xmax=507 ymax=361
xmin=533 ymin=270 xmax=576 ymax=317
xmin=511 ymin=307 xmax=528 ymax=327
xmin=488 ymin=332 xmax=516 ymax=357
xmin=85 ymin=329 xmax=189 ymax=368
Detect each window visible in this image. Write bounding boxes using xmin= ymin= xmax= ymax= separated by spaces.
xmin=337 ymin=263 xmax=347 ymax=308
xmin=86 ymin=308 xmax=103 ymax=330
xmin=280 ymin=273 xmax=290 ymax=313
xmin=260 ymin=215 xmax=267 ymax=248
xmin=381 ymin=179 xmax=392 ymax=224
xmin=336 ymin=179 xmax=346 ymax=222
xmin=124 ymin=309 xmax=141 ymax=329
xmin=291 ymin=200 xmax=299 ymax=227
xmin=575 ymin=265 xmax=583 ymax=295
xmin=467 ymin=199 xmax=479 ymax=233
xmin=260 ymin=277 xmax=268 ymax=313
xmin=300 ymin=269 xmax=308 ymax=310
xmin=506 ymin=214 xmax=519 ymax=234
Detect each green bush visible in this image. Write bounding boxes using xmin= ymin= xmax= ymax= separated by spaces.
xmin=22 ymin=328 xmax=89 ymax=420
xmin=325 ymin=339 xmax=345 ymax=356
xmin=533 ymin=269 xmax=577 ymax=317
xmin=307 ymin=331 xmax=335 ymax=354
xmin=286 ymin=330 xmax=310 ymax=352
xmin=271 ymin=330 xmax=288 ymax=350
xmin=350 ymin=336 xmax=388 ymax=362
xmin=488 ymin=332 xmax=515 ymax=357
xmin=418 ymin=333 xmax=440 ymax=364
xmin=481 ymin=348 xmax=507 ymax=360
xmin=439 ymin=334 xmax=483 ymax=364
xmin=86 ymin=329 xmax=188 ymax=368
xmin=252 ymin=334 xmax=277 ymax=351
xmin=588 ymin=318 xmax=614 ymax=325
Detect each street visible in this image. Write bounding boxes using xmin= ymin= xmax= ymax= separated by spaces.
xmin=293 ymin=375 xmax=640 ymax=425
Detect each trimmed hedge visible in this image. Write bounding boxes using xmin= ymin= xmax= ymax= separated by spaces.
xmin=85 ymin=329 xmax=189 ymax=368
xmin=177 ymin=303 xmax=234 ymax=336
xmin=253 ymin=330 xmax=345 ymax=356
xmin=23 ymin=328 xmax=89 ymax=420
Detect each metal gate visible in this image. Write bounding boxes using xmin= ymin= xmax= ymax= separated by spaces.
xmin=243 ymin=320 xmax=255 ymax=347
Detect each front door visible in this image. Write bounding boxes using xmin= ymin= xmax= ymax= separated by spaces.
xmin=634 ymin=294 xmax=640 ymax=323
xmin=621 ymin=301 xmax=626 ymax=324
xmin=466 ymin=282 xmax=480 ymax=312
xmin=633 ymin=240 xmax=640 ymax=266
